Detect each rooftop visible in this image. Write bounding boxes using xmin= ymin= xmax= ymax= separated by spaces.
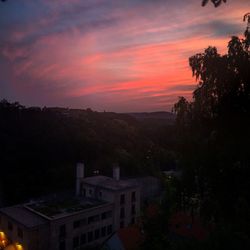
xmin=0 ymin=206 xmax=48 ymax=228
xmin=0 ymin=196 xmax=110 ymax=226
xmin=25 ymin=197 xmax=108 ymax=219
xmin=82 ymin=175 xmax=138 ymax=191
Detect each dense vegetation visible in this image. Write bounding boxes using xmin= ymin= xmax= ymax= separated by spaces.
xmin=170 ymin=15 xmax=250 ymax=249
xmin=0 ymin=101 xmax=176 ymax=205
xmin=139 ymin=14 xmax=250 ymax=250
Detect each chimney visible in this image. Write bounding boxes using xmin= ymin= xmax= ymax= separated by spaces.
xmin=76 ymin=162 xmax=84 ymax=196
xmin=113 ymin=164 xmax=120 ymax=181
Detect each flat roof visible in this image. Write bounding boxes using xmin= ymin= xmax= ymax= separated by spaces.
xmin=0 ymin=206 xmax=48 ymax=228
xmin=25 ymin=197 xmax=109 ymax=219
xmin=82 ymin=175 xmax=139 ymax=191
xmin=0 ymin=197 xmax=111 ymax=225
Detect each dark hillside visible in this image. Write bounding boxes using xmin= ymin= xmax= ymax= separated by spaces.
xmin=0 ymin=100 xmax=177 ymax=205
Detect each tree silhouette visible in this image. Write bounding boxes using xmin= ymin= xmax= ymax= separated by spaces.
xmin=202 ymin=0 xmax=227 ymax=7
xmin=173 ymin=17 xmax=250 ymax=234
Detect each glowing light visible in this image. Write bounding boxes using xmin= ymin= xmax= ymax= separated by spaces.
xmin=0 ymin=231 xmax=8 ymax=248
xmin=0 ymin=231 xmax=6 ymax=239
xmin=15 ymin=243 xmax=24 ymax=250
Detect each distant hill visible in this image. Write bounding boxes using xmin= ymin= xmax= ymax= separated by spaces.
xmin=126 ymin=111 xmax=176 ymax=125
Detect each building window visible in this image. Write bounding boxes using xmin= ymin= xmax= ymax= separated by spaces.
xmin=17 ymin=227 xmax=23 ymax=238
xmin=59 ymin=241 xmax=65 ymax=250
xmin=101 ymin=212 xmax=106 ymax=220
xmin=80 ymin=233 xmax=86 ymax=245
xmin=59 ymin=224 xmax=66 ymax=238
xmin=120 ymin=194 xmax=125 ymax=205
xmin=88 ymin=231 xmax=93 ymax=242
xmin=94 ymin=229 xmax=100 ymax=240
xmin=8 ymin=221 xmax=13 ymax=231
xmin=73 ymin=236 xmax=79 ymax=249
xmin=120 ymin=221 xmax=124 ymax=228
xmin=88 ymin=215 xmax=100 ymax=224
xmin=131 ymin=204 xmax=136 ymax=215
xmin=120 ymin=207 xmax=125 ymax=219
xmin=132 ymin=191 xmax=136 ymax=202
xmin=73 ymin=220 xmax=80 ymax=229
xmin=80 ymin=218 xmax=87 ymax=226
xmin=101 ymin=227 xmax=106 ymax=237
xmin=107 ymin=225 xmax=112 ymax=235
xmin=89 ymin=189 xmax=92 ymax=195
xmin=101 ymin=210 xmax=112 ymax=220
xmin=131 ymin=217 xmax=135 ymax=225
xmin=82 ymin=188 xmax=86 ymax=197
xmin=99 ymin=191 xmax=102 ymax=198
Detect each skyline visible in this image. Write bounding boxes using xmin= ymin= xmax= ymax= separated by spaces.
xmin=0 ymin=0 xmax=249 ymax=112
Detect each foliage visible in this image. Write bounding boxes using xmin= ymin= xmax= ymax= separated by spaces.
xmin=141 ymin=175 xmax=182 ymax=250
xmin=173 ymin=17 xmax=250 ymax=244
xmin=201 ymin=0 xmax=227 ymax=8
xmin=0 ymin=100 xmax=177 ymax=205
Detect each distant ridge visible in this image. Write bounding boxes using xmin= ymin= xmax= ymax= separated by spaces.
xmin=126 ymin=111 xmax=175 ymax=124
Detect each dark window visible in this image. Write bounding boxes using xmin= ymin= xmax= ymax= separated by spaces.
xmin=59 ymin=241 xmax=65 ymax=250
xmin=59 ymin=224 xmax=66 ymax=238
xmin=94 ymin=229 xmax=100 ymax=240
xmin=80 ymin=183 xmax=83 ymax=195
xmin=120 ymin=207 xmax=125 ymax=219
xmin=88 ymin=231 xmax=93 ymax=242
xmin=106 ymin=211 xmax=112 ymax=218
xmin=101 ymin=210 xmax=112 ymax=220
xmin=99 ymin=191 xmax=102 ymax=198
xmin=107 ymin=225 xmax=112 ymax=235
xmin=80 ymin=234 xmax=86 ymax=245
xmin=88 ymin=216 xmax=92 ymax=224
xmin=120 ymin=194 xmax=125 ymax=205
xmin=131 ymin=204 xmax=136 ymax=215
xmin=132 ymin=191 xmax=136 ymax=202
xmin=101 ymin=227 xmax=106 ymax=237
xmin=120 ymin=221 xmax=124 ymax=228
xmin=131 ymin=217 xmax=135 ymax=225
xmin=8 ymin=221 xmax=13 ymax=231
xmin=17 ymin=227 xmax=23 ymax=238
xmin=81 ymin=218 xmax=87 ymax=226
xmin=73 ymin=236 xmax=79 ymax=248
xmin=101 ymin=212 xmax=106 ymax=220
xmin=82 ymin=188 xmax=86 ymax=197
xmin=88 ymin=215 xmax=100 ymax=224
xmin=73 ymin=220 xmax=80 ymax=229
xmin=89 ymin=189 xmax=92 ymax=195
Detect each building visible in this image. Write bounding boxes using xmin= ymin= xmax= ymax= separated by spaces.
xmin=0 ymin=163 xmax=140 ymax=250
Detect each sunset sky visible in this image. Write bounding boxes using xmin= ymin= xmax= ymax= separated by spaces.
xmin=0 ymin=0 xmax=249 ymax=112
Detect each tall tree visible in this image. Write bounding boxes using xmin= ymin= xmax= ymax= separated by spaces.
xmin=173 ymin=17 xmax=250 ymax=228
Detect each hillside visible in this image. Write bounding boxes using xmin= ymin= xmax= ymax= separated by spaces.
xmin=0 ymin=100 xmax=177 ymax=205
xmin=127 ymin=112 xmax=176 ymax=125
